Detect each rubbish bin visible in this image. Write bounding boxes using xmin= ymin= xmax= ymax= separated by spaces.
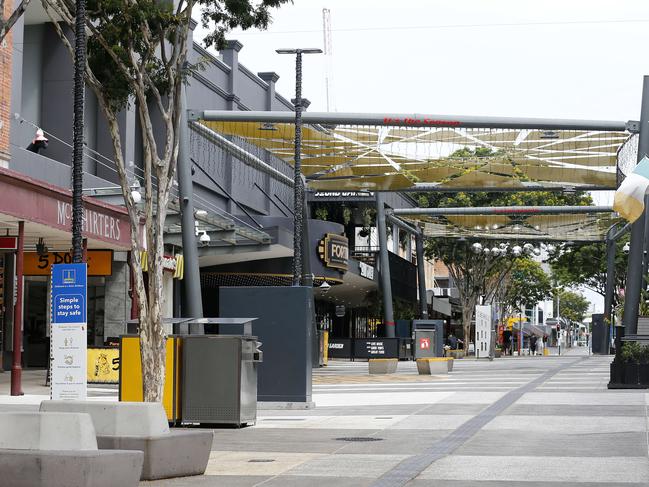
xmin=412 ymin=320 xmax=445 ymax=358
xmin=181 ymin=335 xmax=262 ymax=426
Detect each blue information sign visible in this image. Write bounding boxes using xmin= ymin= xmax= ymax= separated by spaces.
xmin=51 ymin=263 xmax=87 ymax=324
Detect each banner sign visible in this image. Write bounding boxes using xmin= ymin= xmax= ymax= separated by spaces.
xmin=25 ymin=250 xmax=112 ymax=276
xmin=50 ymin=263 xmax=87 ymax=400
xmin=87 ymin=347 xmax=119 ymax=384
xmin=353 ymin=338 xmax=399 ymax=359
xmin=475 ymin=305 xmax=492 ymax=359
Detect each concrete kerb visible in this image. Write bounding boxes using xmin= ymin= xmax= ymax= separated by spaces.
xmin=39 ymin=400 xmax=212 ymax=481
xmin=416 ymin=358 xmax=451 ymax=375
xmin=0 ymin=411 xmax=143 ymax=487
xmin=369 ymin=358 xmax=399 ymax=374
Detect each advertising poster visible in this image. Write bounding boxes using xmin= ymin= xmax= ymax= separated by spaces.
xmin=50 ymin=263 xmax=87 ymax=400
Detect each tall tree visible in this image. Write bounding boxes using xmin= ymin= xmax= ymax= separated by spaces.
xmin=43 ymin=0 xmax=290 ymax=401
xmin=503 ymin=259 xmax=552 ymax=319
xmin=550 ymin=239 xmax=628 ymax=306
xmin=555 ymin=289 xmax=590 ymax=323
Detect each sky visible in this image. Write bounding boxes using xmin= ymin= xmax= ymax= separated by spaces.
xmin=193 ymin=0 xmax=649 ymax=314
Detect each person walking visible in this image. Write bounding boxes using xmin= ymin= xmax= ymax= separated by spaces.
xmin=530 ymin=335 xmax=537 ymax=356
xmin=537 ymin=334 xmax=544 ymax=356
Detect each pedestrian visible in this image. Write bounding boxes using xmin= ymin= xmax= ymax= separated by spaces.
xmin=26 ymin=128 xmax=48 ymax=154
xmin=449 ymin=333 xmax=458 ymax=350
xmin=530 ymin=335 xmax=537 ymax=356
xmin=537 ymin=334 xmax=544 ymax=356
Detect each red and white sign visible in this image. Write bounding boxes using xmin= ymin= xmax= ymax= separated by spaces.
xmin=419 ymin=337 xmax=430 ymax=350
xmin=0 ymin=237 xmax=17 ymax=250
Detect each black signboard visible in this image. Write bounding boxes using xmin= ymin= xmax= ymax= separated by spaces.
xmin=353 ymin=338 xmax=399 ymax=359
xmin=318 ymin=233 xmax=349 ymax=272
xmin=328 ymin=338 xmax=352 ymax=359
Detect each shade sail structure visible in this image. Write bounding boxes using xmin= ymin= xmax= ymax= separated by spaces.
xmin=402 ymin=210 xmax=621 ymax=242
xmin=198 ymin=113 xmax=634 ymax=191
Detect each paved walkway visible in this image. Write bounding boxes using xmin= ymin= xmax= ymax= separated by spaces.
xmin=1 ymin=349 xmax=646 ymax=486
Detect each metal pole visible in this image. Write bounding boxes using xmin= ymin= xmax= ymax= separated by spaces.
xmin=603 ymin=225 xmax=619 ymax=353
xmin=301 ymin=194 xmax=313 ymax=287
xmin=415 ymin=231 xmax=428 ymax=319
xmin=291 ymin=52 xmax=304 ymax=286
xmin=11 ymin=221 xmax=24 ymax=396
xmin=177 ymin=84 xmax=204 ymax=319
xmin=71 ymin=0 xmax=86 ymax=262
xmin=376 ymin=193 xmax=395 ymax=338
xmin=198 ymin=110 xmax=633 ymax=132
xmin=393 ymin=205 xmax=613 ymax=216
xmin=623 ymin=76 xmax=649 ymax=336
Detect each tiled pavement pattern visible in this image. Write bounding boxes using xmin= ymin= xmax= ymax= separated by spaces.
xmin=138 ymin=348 xmax=649 ymax=486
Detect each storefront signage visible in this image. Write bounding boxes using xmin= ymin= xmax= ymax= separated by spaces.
xmin=327 ymin=338 xmax=351 ymax=359
xmin=141 ymin=252 xmax=184 ymax=279
xmin=24 ymin=250 xmax=113 ymax=276
xmin=57 ymin=202 xmax=122 ymax=242
xmin=359 ymin=261 xmax=375 ymax=280
xmin=313 ymin=191 xmax=375 ymax=200
xmin=0 ymin=236 xmax=17 ymax=250
xmin=335 ymin=305 xmax=345 ymax=317
xmin=353 ymin=338 xmax=399 ymax=359
xmin=50 ymin=263 xmax=87 ymax=401
xmin=87 ymin=347 xmax=119 ymax=384
xmin=318 ymin=233 xmax=349 ymax=272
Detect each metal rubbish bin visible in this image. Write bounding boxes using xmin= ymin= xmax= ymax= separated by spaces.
xmin=182 ymin=335 xmax=262 ymax=426
xmin=413 ymin=320 xmax=445 ymax=358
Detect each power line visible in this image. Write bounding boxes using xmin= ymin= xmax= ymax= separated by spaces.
xmin=227 ymin=18 xmax=649 ymax=36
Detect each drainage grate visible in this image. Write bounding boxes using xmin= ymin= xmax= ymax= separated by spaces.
xmin=249 ymin=459 xmax=275 ymax=463
xmin=336 ymin=437 xmax=383 ymax=442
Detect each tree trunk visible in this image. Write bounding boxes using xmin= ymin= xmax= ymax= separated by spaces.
xmin=462 ymin=299 xmax=477 ymax=352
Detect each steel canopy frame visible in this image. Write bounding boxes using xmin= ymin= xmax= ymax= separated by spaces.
xmin=392 ymin=205 xmax=614 ymax=216
xmin=195 ymin=110 xmax=637 ymax=132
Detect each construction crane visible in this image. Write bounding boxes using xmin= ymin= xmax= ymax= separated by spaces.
xmin=322 ymin=8 xmax=335 ymax=112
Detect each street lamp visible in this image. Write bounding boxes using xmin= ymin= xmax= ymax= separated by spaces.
xmin=276 ymin=48 xmax=322 ymax=286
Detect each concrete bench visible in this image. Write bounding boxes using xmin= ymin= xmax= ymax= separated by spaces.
xmin=0 ymin=412 xmax=143 ymax=487
xmin=40 ymin=400 xmax=212 ymax=481
xmin=369 ymin=358 xmax=398 ymax=374
xmin=416 ymin=357 xmax=452 ymax=375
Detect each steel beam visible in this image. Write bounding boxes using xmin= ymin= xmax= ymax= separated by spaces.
xmin=623 ymin=76 xmax=649 ymax=336
xmin=376 ymin=193 xmax=395 ymax=338
xmin=415 ymin=231 xmax=429 ymax=319
xmin=393 ymin=205 xmax=614 ymax=216
xmin=178 ymin=88 xmax=204 ymax=321
xmin=197 ymin=110 xmax=632 ymax=132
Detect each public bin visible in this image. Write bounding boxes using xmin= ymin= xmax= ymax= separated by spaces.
xmin=182 ymin=335 xmax=262 ymax=426
xmin=119 ymin=335 xmax=182 ymax=423
xmin=412 ymin=320 xmax=445 ymax=358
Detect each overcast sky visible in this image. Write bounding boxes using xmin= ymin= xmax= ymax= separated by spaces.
xmin=194 ymin=1 xmax=649 ymax=314
xmin=195 ymin=0 xmax=649 ymax=121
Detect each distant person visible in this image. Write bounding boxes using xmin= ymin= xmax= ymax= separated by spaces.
xmin=530 ymin=335 xmax=538 ymax=356
xmin=26 ymin=129 xmax=48 ymax=154
xmin=449 ymin=334 xmax=458 ymax=350
xmin=537 ymin=335 xmax=544 ymax=356
xmin=503 ymin=330 xmax=512 ymax=355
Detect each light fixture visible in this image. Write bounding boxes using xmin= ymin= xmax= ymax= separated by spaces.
xmin=131 ymin=180 xmax=142 ymax=204
xmin=483 ymin=247 xmax=491 ymax=255
xmin=195 ymin=209 xmax=208 ymax=217
xmin=471 ymin=242 xmax=483 ymax=254
xmin=623 ymin=242 xmax=630 ymax=254
xmin=319 ymin=280 xmax=331 ymax=294
xmin=199 ymin=231 xmax=211 ymax=244
xmin=512 ymin=245 xmax=522 ymax=257
xmin=546 ymin=244 xmax=556 ymax=253
xmin=491 ymin=247 xmax=500 ymax=256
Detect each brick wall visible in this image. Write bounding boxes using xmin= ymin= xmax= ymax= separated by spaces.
xmin=0 ymin=0 xmax=13 ymax=165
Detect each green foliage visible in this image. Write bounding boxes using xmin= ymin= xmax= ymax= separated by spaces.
xmin=504 ymin=259 xmax=552 ymax=311
xmin=199 ymin=0 xmax=289 ymax=49
xmin=550 ymin=237 xmax=628 ymax=299
xmin=621 ymin=341 xmax=649 ymax=364
xmin=555 ymin=289 xmax=590 ymax=322
xmin=314 ymin=207 xmax=329 ymax=221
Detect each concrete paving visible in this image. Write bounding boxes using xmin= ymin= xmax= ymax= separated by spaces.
xmin=2 ymin=348 xmax=648 ymax=486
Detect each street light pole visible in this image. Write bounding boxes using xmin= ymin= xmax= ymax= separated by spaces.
xmin=276 ymin=48 xmax=322 ymax=286
xmin=71 ymin=0 xmax=86 ymax=262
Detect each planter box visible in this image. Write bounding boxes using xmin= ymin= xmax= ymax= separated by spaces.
xmin=494 ymin=350 xmax=502 ymax=358
xmin=608 ymin=361 xmax=649 ymax=389
xmin=448 ymin=350 xmax=465 ymax=359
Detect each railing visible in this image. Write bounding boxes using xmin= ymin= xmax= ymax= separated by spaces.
xmin=351 ymin=246 xmax=379 ymax=266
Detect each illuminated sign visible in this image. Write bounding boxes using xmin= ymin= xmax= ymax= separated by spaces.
xmin=318 ymin=233 xmax=349 ymax=272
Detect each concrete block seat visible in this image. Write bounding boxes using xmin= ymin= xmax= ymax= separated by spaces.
xmin=416 ymin=357 xmax=452 ymax=375
xmin=0 ymin=412 xmax=143 ymax=487
xmin=369 ymin=358 xmax=398 ymax=374
xmin=40 ymin=401 xmax=212 ymax=481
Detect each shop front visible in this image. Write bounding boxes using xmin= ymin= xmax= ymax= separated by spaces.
xmin=0 ymin=167 xmax=134 ymax=370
